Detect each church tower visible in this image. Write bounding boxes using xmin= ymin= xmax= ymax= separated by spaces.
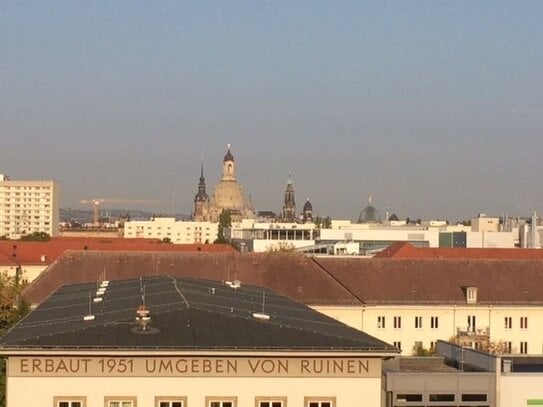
xmin=302 ymin=198 xmax=313 ymax=223
xmin=282 ymin=173 xmax=296 ymax=222
xmin=222 ymin=143 xmax=236 ymax=181
xmin=193 ymin=160 xmax=210 ymax=221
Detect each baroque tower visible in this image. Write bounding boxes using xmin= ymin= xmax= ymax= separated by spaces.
xmin=282 ymin=173 xmax=296 ymax=222
xmin=193 ymin=160 xmax=210 ymax=221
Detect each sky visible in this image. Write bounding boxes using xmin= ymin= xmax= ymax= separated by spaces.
xmin=1 ymin=1 xmax=542 ymax=222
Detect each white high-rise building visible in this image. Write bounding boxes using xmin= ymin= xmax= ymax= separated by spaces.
xmin=0 ymin=174 xmax=60 ymax=239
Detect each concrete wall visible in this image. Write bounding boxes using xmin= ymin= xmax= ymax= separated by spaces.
xmin=500 ymin=374 xmax=543 ymax=407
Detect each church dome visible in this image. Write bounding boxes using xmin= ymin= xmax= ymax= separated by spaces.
xmin=212 ymin=181 xmax=246 ymax=212
xmin=358 ymin=205 xmax=381 ymax=223
xmin=358 ymin=195 xmax=382 ymax=224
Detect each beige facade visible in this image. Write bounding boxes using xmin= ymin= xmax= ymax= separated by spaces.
xmin=124 ymin=217 xmax=218 ymax=244
xmin=315 ymin=304 xmax=543 ymax=356
xmin=0 ymin=175 xmax=60 ymax=238
xmin=4 ymin=353 xmax=383 ymax=407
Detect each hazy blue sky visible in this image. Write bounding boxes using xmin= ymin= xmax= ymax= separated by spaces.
xmin=1 ymin=1 xmax=542 ymax=221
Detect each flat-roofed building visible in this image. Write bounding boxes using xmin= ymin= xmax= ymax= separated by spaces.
xmin=0 ymin=174 xmax=60 ymax=239
xmin=0 ymin=275 xmax=397 ymax=407
xmin=124 ymin=217 xmax=219 ymax=244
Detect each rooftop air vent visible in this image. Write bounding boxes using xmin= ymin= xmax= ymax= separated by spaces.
xmin=252 ymin=312 xmax=270 ymax=321
xmin=136 ymin=305 xmax=151 ymax=331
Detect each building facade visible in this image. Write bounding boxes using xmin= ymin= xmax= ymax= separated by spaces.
xmin=124 ymin=217 xmax=219 ymax=244
xmin=0 ymin=174 xmax=60 ymax=239
xmin=0 ymin=275 xmax=396 ymax=407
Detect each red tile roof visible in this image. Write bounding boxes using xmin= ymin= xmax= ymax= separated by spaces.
xmin=374 ymin=242 xmax=543 ymax=259
xmin=315 ymin=257 xmax=543 ymax=305
xmin=22 ymin=251 xmax=543 ymax=307
xmin=23 ymin=251 xmax=360 ymax=306
xmin=0 ymin=238 xmax=235 ymax=266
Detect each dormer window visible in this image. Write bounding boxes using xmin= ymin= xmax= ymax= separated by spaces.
xmin=466 ymin=286 xmax=478 ymax=304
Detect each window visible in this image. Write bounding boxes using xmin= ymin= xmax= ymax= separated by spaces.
xmin=504 ymin=316 xmax=512 ymax=329
xmin=105 ymin=397 xmax=136 ymax=407
xmin=155 ymin=397 xmax=187 ymax=407
xmin=397 ymin=394 xmax=423 ymax=402
xmin=206 ymin=397 xmax=237 ymax=407
xmin=393 ymin=341 xmax=402 ymax=351
xmin=429 ymin=394 xmax=455 ymax=402
xmin=304 ymin=397 xmax=336 ymax=407
xmin=431 ymin=316 xmax=439 ymax=329
xmin=468 ymin=315 xmax=476 ymax=332
xmin=415 ymin=316 xmax=422 ymax=329
xmin=54 ymin=398 xmax=86 ymax=407
xmin=521 ymin=316 xmax=528 ymax=329
xmin=393 ymin=316 xmax=402 ymax=329
xmin=505 ymin=341 xmax=512 ymax=353
xmin=377 ymin=316 xmax=386 ymax=329
xmin=462 ymin=394 xmax=487 ymax=402
xmin=520 ymin=341 xmax=528 ymax=354
xmin=255 ymin=397 xmax=286 ymax=407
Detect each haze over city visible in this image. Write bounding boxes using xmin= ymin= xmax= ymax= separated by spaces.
xmin=1 ymin=1 xmax=542 ymax=222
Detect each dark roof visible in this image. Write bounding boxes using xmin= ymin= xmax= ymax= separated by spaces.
xmin=1 ymin=275 xmax=395 ymax=352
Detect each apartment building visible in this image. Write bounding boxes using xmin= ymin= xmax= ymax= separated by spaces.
xmin=0 ymin=174 xmax=60 ymax=239
xmin=124 ymin=217 xmax=218 ymax=244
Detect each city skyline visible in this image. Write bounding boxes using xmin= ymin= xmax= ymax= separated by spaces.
xmin=1 ymin=1 xmax=542 ymax=221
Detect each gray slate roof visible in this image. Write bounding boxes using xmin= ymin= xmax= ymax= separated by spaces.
xmin=1 ymin=275 xmax=395 ymax=353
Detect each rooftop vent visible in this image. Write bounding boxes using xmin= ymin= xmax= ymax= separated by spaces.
xmin=136 ymin=305 xmax=151 ymax=331
xmin=252 ymin=312 xmax=270 ymax=321
xmin=225 ymin=280 xmax=241 ymax=289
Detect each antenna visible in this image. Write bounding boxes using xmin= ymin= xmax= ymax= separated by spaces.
xmin=252 ymin=289 xmax=270 ymax=321
xmin=84 ymin=292 xmax=95 ymax=321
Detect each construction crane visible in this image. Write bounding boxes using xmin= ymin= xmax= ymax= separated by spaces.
xmin=80 ymin=198 xmax=161 ymax=226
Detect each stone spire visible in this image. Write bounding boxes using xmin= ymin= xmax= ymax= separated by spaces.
xmin=282 ymin=172 xmax=296 ymax=222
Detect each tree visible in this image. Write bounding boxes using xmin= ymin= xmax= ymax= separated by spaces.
xmin=0 ymin=273 xmax=30 ymax=406
xmin=265 ymin=241 xmax=296 ymax=253
xmin=20 ymin=231 xmax=50 ymax=242
xmin=412 ymin=342 xmax=435 ymax=356
xmin=214 ymin=210 xmax=232 ymax=244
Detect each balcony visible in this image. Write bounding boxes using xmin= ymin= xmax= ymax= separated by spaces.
xmin=456 ymin=326 xmax=490 ymax=337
